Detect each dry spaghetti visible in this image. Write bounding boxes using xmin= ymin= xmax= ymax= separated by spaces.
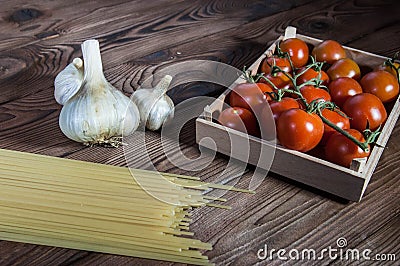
xmin=0 ymin=148 xmax=252 ymax=265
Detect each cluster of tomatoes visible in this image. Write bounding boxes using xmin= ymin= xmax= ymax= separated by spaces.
xmin=218 ymin=37 xmax=399 ymax=167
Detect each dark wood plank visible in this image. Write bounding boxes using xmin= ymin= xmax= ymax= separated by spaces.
xmin=0 ymin=0 xmax=176 ymax=51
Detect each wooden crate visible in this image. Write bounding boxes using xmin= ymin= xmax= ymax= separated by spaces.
xmin=195 ymin=26 xmax=399 ymax=201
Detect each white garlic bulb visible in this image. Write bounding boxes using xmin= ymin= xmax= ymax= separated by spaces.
xmin=58 ymin=40 xmax=140 ymax=146
xmin=54 ymin=58 xmax=83 ymax=105
xmin=132 ymin=75 xmax=174 ymax=131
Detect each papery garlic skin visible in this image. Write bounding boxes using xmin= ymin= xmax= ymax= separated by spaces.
xmin=58 ymin=40 xmax=140 ymax=146
xmin=59 ymin=87 xmax=139 ymax=144
xmin=132 ymin=75 xmax=174 ymax=131
xmin=54 ymin=58 xmax=84 ymax=105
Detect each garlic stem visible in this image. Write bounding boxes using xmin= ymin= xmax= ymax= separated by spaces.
xmin=154 ymin=75 xmax=173 ymax=94
xmin=81 ymin=40 xmax=106 ymax=86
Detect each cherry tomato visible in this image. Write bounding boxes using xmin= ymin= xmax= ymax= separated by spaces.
xmin=269 ymin=97 xmax=300 ymax=121
xmin=300 ymin=85 xmax=331 ymax=104
xmin=328 ymin=77 xmax=363 ymax=108
xmin=261 ymin=72 xmax=292 ymax=89
xmin=320 ymin=109 xmax=350 ymax=145
xmin=327 ymin=58 xmax=361 ymax=80
xmin=229 ymin=83 xmax=267 ymax=114
xmin=311 ymin=40 xmax=346 ymax=65
xmin=375 ymin=62 xmax=400 ymax=78
xmin=325 ymin=129 xmax=370 ymax=167
xmin=253 ymin=82 xmax=274 ymax=101
xmin=342 ymin=93 xmax=387 ymax=131
xmin=256 ymin=83 xmax=274 ymax=94
xmin=297 ymin=67 xmax=329 ymax=86
xmin=277 ymin=109 xmax=324 ymax=152
xmin=360 ymin=70 xmax=399 ymax=103
xmin=260 ymin=56 xmax=292 ymax=74
xmin=218 ymin=107 xmax=259 ymax=136
xmin=280 ymin=38 xmax=309 ymax=68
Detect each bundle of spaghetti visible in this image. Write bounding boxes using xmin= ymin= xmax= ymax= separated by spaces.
xmin=0 ymin=148 xmax=253 ymax=265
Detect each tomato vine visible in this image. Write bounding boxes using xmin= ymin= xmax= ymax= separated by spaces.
xmin=255 ymin=49 xmax=382 ymax=152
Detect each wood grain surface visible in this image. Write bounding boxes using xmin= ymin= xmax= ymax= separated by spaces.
xmin=0 ymin=0 xmax=399 ymax=265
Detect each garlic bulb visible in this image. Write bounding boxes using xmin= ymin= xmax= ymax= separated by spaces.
xmin=58 ymin=40 xmax=140 ymax=146
xmin=132 ymin=75 xmax=174 ymax=131
xmin=54 ymin=58 xmax=83 ymax=105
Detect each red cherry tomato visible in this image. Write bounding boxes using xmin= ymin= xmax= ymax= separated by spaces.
xmin=320 ymin=109 xmax=350 ymax=145
xmin=253 ymin=82 xmax=274 ymax=101
xmin=277 ymin=108 xmax=324 ymax=152
xmin=325 ymin=129 xmax=370 ymax=167
xmin=327 ymin=58 xmax=361 ymax=80
xmin=342 ymin=93 xmax=387 ymax=131
xmin=260 ymin=56 xmax=292 ymax=74
xmin=261 ymin=72 xmax=292 ymax=89
xmin=269 ymin=97 xmax=300 ymax=121
xmin=229 ymin=83 xmax=267 ymax=114
xmin=256 ymin=83 xmax=274 ymax=94
xmin=328 ymin=77 xmax=363 ymax=108
xmin=360 ymin=70 xmax=399 ymax=103
xmin=311 ymin=40 xmax=346 ymax=65
xmin=218 ymin=107 xmax=259 ymax=136
xmin=375 ymin=62 xmax=400 ymax=79
xmin=297 ymin=67 xmax=329 ymax=86
xmin=280 ymin=38 xmax=309 ymax=68
xmin=300 ymin=85 xmax=331 ymax=104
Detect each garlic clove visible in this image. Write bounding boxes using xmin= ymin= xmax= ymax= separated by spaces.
xmin=54 ymin=58 xmax=84 ymax=105
xmin=58 ymin=39 xmax=140 ymax=147
xmin=132 ymin=75 xmax=174 ymax=131
xmin=146 ymin=94 xmax=174 ymax=131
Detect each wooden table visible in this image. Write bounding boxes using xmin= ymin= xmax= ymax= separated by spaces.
xmin=0 ymin=0 xmax=399 ymax=265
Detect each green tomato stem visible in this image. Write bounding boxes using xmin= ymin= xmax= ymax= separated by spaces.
xmin=276 ymin=43 xmax=296 ymax=74
xmin=242 ymin=67 xmax=257 ymax=83
xmin=317 ymin=110 xmax=369 ymax=152
xmin=293 ymin=63 xmax=315 ymax=81
xmin=363 ymin=127 xmax=381 ymax=145
xmin=389 ymin=62 xmax=400 ymax=84
xmin=258 ymin=73 xmax=279 ymax=90
xmin=280 ymin=88 xmax=308 ymax=107
xmin=385 ymin=52 xmax=400 ymax=84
